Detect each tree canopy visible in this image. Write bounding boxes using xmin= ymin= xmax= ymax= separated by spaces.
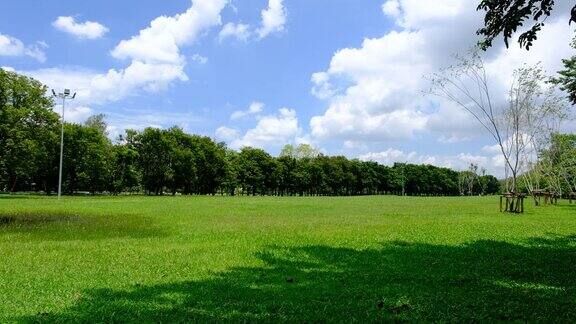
xmin=551 ymin=38 xmax=576 ymax=105
xmin=477 ymin=1 xmax=576 ymax=106
xmin=477 ymin=0 xmax=576 ymax=50
xmin=0 ymin=69 xmax=59 ymax=193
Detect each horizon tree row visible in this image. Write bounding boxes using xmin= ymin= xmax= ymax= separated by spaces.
xmin=0 ymin=68 xmax=503 ymax=196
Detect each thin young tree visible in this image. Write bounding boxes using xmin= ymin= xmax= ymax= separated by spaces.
xmin=479 ymin=167 xmax=488 ymax=195
xmin=543 ymin=134 xmax=576 ymax=196
xmin=513 ymin=66 xmax=568 ymax=203
xmin=430 ymin=50 xmax=568 ymax=196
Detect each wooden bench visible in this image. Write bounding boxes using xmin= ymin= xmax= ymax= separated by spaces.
xmin=500 ymin=193 xmax=526 ymax=213
xmin=531 ymin=190 xmax=559 ymax=206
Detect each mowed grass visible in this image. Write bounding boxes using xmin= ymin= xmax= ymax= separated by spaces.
xmin=0 ymin=195 xmax=575 ymax=322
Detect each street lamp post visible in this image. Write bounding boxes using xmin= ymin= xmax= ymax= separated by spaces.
xmin=52 ymin=89 xmax=76 ymax=199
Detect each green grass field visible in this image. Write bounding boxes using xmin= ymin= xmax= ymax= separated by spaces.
xmin=0 ymin=195 xmax=575 ymax=322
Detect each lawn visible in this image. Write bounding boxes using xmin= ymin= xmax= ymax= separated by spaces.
xmin=0 ymin=195 xmax=575 ymax=322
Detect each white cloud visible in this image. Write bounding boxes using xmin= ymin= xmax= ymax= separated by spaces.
xmin=111 ymin=0 xmax=226 ymax=64
xmin=360 ymin=149 xmax=417 ymax=166
xmin=484 ymin=17 xmax=574 ymax=87
xmin=310 ymin=0 xmax=574 ymax=147
xmin=109 ymin=108 xmax=201 ymax=130
xmin=429 ymin=18 xmax=574 ymax=143
xmin=382 ymin=0 xmax=401 ymax=17
xmin=426 ymin=100 xmax=483 ymax=143
xmin=230 ymin=101 xmax=264 ymax=120
xmin=191 ymin=53 xmax=208 ymax=64
xmin=22 ymin=63 xmax=188 ymax=106
xmin=53 ymin=16 xmax=109 ymax=39
xmin=343 ymin=140 xmax=369 ymax=151
xmin=90 ymin=108 xmax=203 ymax=140
xmin=219 ymin=0 xmax=287 ymax=43
xmin=228 ymin=108 xmax=300 ymax=149
xmin=358 ymin=134 xmax=547 ymax=177
xmin=481 ymin=133 xmax=538 ymax=171
xmin=215 ymin=126 xmax=240 ymax=141
xmin=218 ymin=22 xmax=251 ymax=42
xmin=55 ymin=105 xmax=93 ymax=123
xmin=309 ymin=29 xmax=433 ymax=142
xmin=295 ymin=134 xmax=315 ymax=146
xmin=20 ymin=0 xmax=227 ymax=106
xmin=482 ymin=143 xmax=501 ymax=155
xmin=257 ymin=0 xmax=287 ymax=38
xmin=50 ymin=104 xmax=203 ymax=140
xmin=359 ymin=149 xmax=497 ymax=174
xmin=0 ymin=33 xmax=46 ymax=62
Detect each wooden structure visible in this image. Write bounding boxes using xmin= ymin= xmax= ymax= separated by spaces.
xmin=551 ymin=192 xmax=560 ymax=205
xmin=531 ymin=190 xmax=559 ymax=206
xmin=500 ymin=193 xmax=526 ymax=213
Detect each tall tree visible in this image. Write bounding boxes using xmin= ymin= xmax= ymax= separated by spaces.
xmin=0 ymin=69 xmax=59 ymax=193
xmin=84 ymin=114 xmax=108 ymax=136
xmin=188 ymin=136 xmax=227 ymax=195
xmin=108 ymin=142 xmax=140 ymax=195
xmin=430 ymin=52 xmax=568 ymax=194
xmin=171 ymin=145 xmax=196 ymax=195
xmin=551 ymin=37 xmax=576 ymax=105
xmin=221 ymin=148 xmax=239 ymax=196
xmin=540 ymin=133 xmax=576 ymax=195
xmin=237 ymin=147 xmax=275 ymax=195
xmin=280 ymin=143 xmax=321 ymax=159
xmin=61 ymin=122 xmax=112 ymax=194
xmin=129 ymin=128 xmax=173 ymax=195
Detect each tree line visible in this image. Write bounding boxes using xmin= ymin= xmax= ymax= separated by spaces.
xmin=517 ymin=133 xmax=576 ymax=197
xmin=0 ymin=69 xmax=501 ymax=196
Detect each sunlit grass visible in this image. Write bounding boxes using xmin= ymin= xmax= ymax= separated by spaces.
xmin=0 ymin=195 xmax=574 ymax=321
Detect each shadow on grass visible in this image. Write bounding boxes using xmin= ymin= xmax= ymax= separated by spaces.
xmin=16 ymin=235 xmax=576 ymax=322
xmin=0 ymin=212 xmax=167 ymax=241
xmin=0 ymin=214 xmax=81 ymax=226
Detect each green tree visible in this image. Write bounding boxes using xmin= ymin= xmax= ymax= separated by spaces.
xmin=237 ymin=147 xmax=275 ymax=195
xmin=129 ymin=128 xmax=173 ymax=195
xmin=390 ymin=163 xmax=407 ymax=196
xmin=188 ymin=136 xmax=227 ymax=195
xmin=477 ymin=1 xmax=576 ymax=106
xmin=480 ymin=175 xmax=501 ymax=195
xmin=108 ymin=143 xmax=140 ymax=195
xmin=276 ymin=156 xmax=298 ymax=196
xmin=84 ymin=114 xmax=108 ymax=136
xmin=551 ymin=38 xmax=576 ymax=105
xmin=0 ymin=69 xmax=59 ymax=193
xmin=221 ymin=148 xmax=239 ymax=196
xmin=540 ymin=133 xmax=576 ymax=194
xmin=280 ymin=143 xmax=320 ymax=160
xmin=477 ymin=0 xmax=576 ymax=50
xmin=61 ymin=122 xmax=112 ymax=194
xmin=279 ymin=144 xmax=296 ymax=159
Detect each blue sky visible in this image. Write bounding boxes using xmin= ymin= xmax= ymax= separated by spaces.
xmin=0 ymin=0 xmax=574 ymax=175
